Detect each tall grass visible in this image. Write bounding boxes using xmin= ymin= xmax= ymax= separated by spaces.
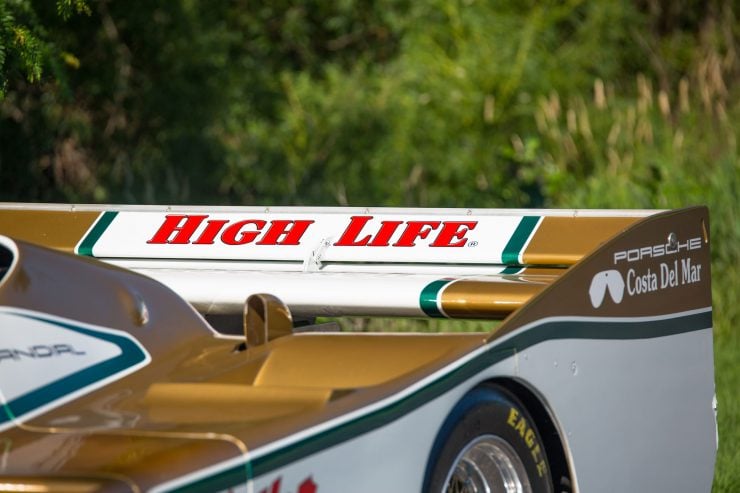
xmin=523 ymin=45 xmax=738 ymax=491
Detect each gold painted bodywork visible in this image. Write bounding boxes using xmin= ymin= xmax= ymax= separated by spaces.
xmin=440 ymin=274 xmax=553 ymax=318
xmin=0 ymin=209 xmax=99 ymax=253
xmin=0 ymin=238 xmax=485 ymax=490
xmin=0 ymin=204 xmax=712 ymax=491
xmin=523 ymin=216 xmax=639 ymax=265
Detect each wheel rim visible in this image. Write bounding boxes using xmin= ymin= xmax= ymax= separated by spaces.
xmin=442 ymin=435 xmax=533 ymax=493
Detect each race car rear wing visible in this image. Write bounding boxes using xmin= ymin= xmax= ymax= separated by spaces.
xmin=0 ymin=204 xmax=671 ymax=319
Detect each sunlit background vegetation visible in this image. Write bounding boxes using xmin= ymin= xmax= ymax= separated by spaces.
xmin=1 ymin=0 xmax=737 ymax=489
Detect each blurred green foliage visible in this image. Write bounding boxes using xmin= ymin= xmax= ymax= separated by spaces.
xmin=4 ymin=0 xmax=725 ymax=207
xmin=0 ymin=1 xmax=737 ymax=489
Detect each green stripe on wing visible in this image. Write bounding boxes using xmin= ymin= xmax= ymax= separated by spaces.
xmin=501 ymin=216 xmax=540 ymax=265
xmin=77 ymin=211 xmax=118 ymax=256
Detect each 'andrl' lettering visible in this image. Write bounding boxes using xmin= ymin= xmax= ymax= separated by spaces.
xmin=0 ymin=344 xmax=86 ymax=363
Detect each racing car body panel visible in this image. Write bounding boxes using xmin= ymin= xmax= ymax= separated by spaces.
xmin=0 ymin=204 xmax=716 ymax=492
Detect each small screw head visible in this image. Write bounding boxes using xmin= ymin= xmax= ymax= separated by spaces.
xmin=667 ymin=232 xmax=678 ymax=249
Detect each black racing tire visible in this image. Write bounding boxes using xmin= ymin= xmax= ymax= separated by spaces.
xmin=423 ymin=384 xmax=554 ymax=493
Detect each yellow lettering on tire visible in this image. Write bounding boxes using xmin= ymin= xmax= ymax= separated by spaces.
xmin=524 ymin=428 xmax=535 ymax=447
xmin=506 ymin=407 xmax=548 ymax=479
xmin=515 ymin=417 xmax=527 ymax=437
xmin=531 ymin=444 xmax=541 ymax=462
xmin=507 ymin=408 xmax=519 ymax=427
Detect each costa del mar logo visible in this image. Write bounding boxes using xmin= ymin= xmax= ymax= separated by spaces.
xmin=588 ymin=270 xmax=625 ymax=308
